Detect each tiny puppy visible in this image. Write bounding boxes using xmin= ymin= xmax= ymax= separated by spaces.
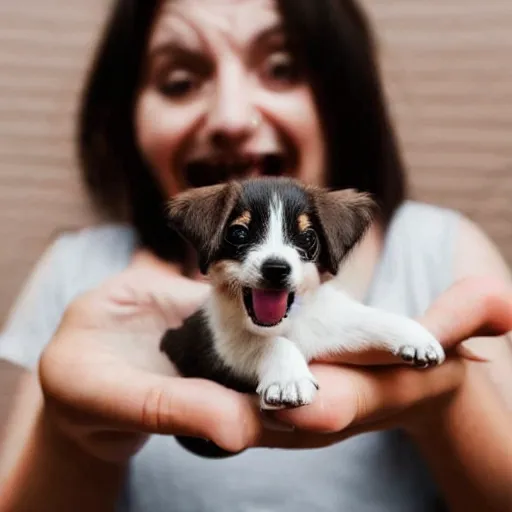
xmin=160 ymin=177 xmax=445 ymax=455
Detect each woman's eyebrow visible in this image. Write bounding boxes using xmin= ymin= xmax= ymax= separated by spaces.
xmin=250 ymin=23 xmax=285 ymax=49
xmin=148 ymin=22 xmax=284 ymax=70
xmin=147 ymin=22 xmax=285 ymax=65
xmin=142 ymin=38 xmax=207 ymax=83
xmin=149 ymin=39 xmax=199 ymax=62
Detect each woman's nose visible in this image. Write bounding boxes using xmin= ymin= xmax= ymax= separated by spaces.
xmin=206 ymin=70 xmax=259 ymax=149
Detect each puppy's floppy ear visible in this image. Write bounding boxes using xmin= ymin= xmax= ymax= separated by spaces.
xmin=167 ymin=182 xmax=241 ymax=273
xmin=309 ymin=187 xmax=377 ymax=275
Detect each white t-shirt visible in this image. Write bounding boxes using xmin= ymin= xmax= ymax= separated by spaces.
xmin=0 ymin=200 xmax=460 ymax=512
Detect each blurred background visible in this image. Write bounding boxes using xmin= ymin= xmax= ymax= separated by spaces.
xmin=0 ymin=0 xmax=511 ymax=326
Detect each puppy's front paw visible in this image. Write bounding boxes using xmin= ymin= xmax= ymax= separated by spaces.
xmin=396 ymin=338 xmax=445 ymax=368
xmin=258 ymin=377 xmax=319 ymax=410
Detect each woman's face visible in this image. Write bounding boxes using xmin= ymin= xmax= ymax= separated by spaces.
xmin=135 ymin=0 xmax=325 ymax=198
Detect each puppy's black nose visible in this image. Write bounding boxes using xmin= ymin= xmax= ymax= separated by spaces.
xmin=261 ymin=258 xmax=291 ymax=286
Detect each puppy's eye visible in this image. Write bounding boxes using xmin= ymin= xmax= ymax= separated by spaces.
xmin=298 ymin=229 xmax=317 ymax=249
xmin=296 ymin=229 xmax=319 ymax=260
xmin=226 ymin=225 xmax=250 ymax=245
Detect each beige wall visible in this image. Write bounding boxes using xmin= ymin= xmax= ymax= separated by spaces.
xmin=369 ymin=0 xmax=512 ymax=240
xmin=0 ymin=0 xmax=511 ymax=325
xmin=0 ymin=1 xmax=104 ymax=324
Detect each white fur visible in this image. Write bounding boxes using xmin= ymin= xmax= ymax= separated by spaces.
xmin=207 ymin=282 xmax=445 ymax=410
xmin=256 ymin=336 xmax=318 ymax=410
xmin=239 ymin=196 xmax=303 ymax=293
xmin=205 ymin=193 xmax=446 ymax=410
xmin=288 ymin=282 xmax=445 ymax=363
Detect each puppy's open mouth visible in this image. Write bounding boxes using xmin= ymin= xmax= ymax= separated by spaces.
xmin=184 ymin=153 xmax=289 ymax=188
xmin=243 ymin=288 xmax=295 ymax=327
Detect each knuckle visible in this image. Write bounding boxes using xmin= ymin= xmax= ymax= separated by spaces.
xmin=353 ymin=383 xmax=371 ymax=424
xmin=140 ymin=384 xmax=167 ymax=433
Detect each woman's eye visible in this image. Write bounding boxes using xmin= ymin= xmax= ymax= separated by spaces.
xmin=261 ymin=51 xmax=300 ymax=87
xmin=159 ymin=69 xmax=201 ymax=99
xmin=226 ymin=225 xmax=250 ymax=246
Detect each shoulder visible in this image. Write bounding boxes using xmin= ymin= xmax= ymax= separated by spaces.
xmin=7 ymin=221 xmax=137 ymax=323
xmin=451 ymin=215 xmax=511 ymax=282
xmin=391 ymin=199 xmax=461 ymax=235
xmin=48 ymin=222 xmax=138 ymax=300
xmin=0 ymin=223 xmax=138 ymax=369
xmin=52 ymin=222 xmax=137 ymax=256
xmin=392 ymin=199 xmax=510 ymax=281
xmin=51 ymin=222 xmax=137 ymax=271
xmin=369 ymin=200 xmax=472 ymax=314
xmin=384 ymin=199 xmax=462 ymax=269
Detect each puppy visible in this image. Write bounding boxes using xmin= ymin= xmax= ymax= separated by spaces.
xmin=161 ymin=177 xmax=445 ymax=455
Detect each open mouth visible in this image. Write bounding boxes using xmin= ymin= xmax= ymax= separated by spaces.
xmin=184 ymin=153 xmax=291 ymax=188
xmin=243 ymin=287 xmax=295 ymax=327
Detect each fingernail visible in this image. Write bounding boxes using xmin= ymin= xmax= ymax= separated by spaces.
xmin=260 ymin=410 xmax=295 ymax=432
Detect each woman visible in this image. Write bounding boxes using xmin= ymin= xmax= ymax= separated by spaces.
xmin=1 ymin=0 xmax=511 ymax=511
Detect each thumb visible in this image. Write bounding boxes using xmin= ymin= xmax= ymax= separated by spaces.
xmin=418 ymin=276 xmax=512 ymax=350
xmin=109 ymin=369 xmax=260 ymax=453
xmin=40 ymin=352 xmax=261 ymax=454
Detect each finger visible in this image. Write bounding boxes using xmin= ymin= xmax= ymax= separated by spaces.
xmin=418 ymin=276 xmax=512 ymax=348
xmin=268 ymin=358 xmax=464 ymax=434
xmin=256 ymin=421 xmax=387 ymax=450
xmin=255 ymin=427 xmax=354 ymax=450
xmin=99 ymin=262 xmax=211 ymax=323
xmin=121 ymin=369 xmax=261 ymax=453
xmin=40 ymin=351 xmax=262 ymax=454
xmin=148 ymin=275 xmax=211 ymax=320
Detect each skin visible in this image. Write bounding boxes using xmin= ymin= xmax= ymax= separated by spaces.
xmin=135 ymin=0 xmax=326 ymax=193
xmin=1 ymin=0 xmax=512 ymax=511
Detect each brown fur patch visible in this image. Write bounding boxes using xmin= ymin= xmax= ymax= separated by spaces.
xmin=298 ymin=213 xmax=312 ymax=232
xmin=230 ymin=211 xmax=251 ymax=227
xmin=307 ymin=186 xmax=377 ymax=275
xmin=208 ymin=261 xmax=242 ymax=299
xmin=166 ymin=181 xmax=242 ymax=273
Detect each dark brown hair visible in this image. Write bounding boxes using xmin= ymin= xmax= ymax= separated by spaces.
xmin=77 ymin=0 xmax=407 ymax=263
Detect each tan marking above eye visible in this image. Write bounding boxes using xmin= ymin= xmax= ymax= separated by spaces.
xmin=230 ymin=211 xmax=251 ymax=227
xmin=298 ymin=213 xmax=312 ymax=232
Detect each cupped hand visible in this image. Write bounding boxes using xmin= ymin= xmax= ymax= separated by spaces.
xmin=38 ymin=251 xmax=263 ymax=463
xmin=39 ymin=257 xmax=512 ymax=462
xmin=254 ymin=276 xmax=512 ymax=449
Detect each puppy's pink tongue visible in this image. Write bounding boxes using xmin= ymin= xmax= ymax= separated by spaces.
xmin=252 ymin=289 xmax=289 ymax=325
